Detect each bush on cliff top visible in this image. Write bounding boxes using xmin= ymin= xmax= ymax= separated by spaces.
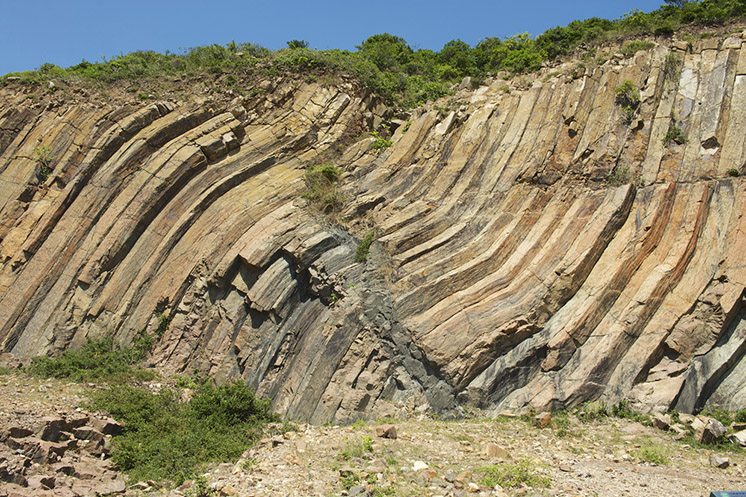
xmin=3 ymin=1 xmax=744 ymax=108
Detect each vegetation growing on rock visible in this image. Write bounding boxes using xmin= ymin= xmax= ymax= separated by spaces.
xmin=3 ymin=1 xmax=744 ymax=108
xmin=355 ymin=230 xmax=376 ymax=263
xmin=664 ymin=121 xmax=688 ymax=145
xmin=303 ymin=163 xmax=345 ymax=213
xmin=615 ymin=80 xmax=642 ymax=124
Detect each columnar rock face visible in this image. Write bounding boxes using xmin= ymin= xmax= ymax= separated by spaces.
xmin=1 ymin=34 xmax=745 ymax=422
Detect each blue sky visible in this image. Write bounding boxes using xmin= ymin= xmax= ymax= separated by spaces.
xmin=1 ymin=1 xmax=663 ymax=75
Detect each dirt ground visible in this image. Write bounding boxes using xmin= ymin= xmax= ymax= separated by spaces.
xmin=185 ymin=415 xmax=745 ymax=497
xmin=1 ymin=373 xmax=744 ymax=497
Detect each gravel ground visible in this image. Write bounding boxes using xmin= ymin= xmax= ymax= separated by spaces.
xmin=184 ymin=415 xmax=745 ymax=497
xmin=1 ymin=374 xmax=744 ymax=497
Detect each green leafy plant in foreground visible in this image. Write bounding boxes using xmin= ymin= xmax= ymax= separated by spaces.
xmin=89 ymin=381 xmax=276 ymax=485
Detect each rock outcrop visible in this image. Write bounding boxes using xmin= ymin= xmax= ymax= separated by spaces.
xmin=1 ymin=32 xmax=745 ymax=421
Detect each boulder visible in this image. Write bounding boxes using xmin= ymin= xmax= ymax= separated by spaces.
xmin=6 ymin=428 xmax=33 ymax=439
xmin=375 ymin=424 xmax=397 ymax=439
xmin=38 ymin=418 xmax=68 ymax=442
xmin=72 ymin=427 xmax=105 ymax=445
xmin=533 ymin=412 xmax=552 ymax=429
xmin=91 ymin=418 xmax=123 ymax=436
xmin=709 ymin=455 xmax=730 ymax=469
xmin=695 ymin=417 xmax=727 ymax=444
xmin=26 ymin=474 xmax=55 ymax=490
xmin=65 ymin=415 xmax=89 ymax=430
xmin=483 ymin=443 xmax=511 ymax=460
xmin=728 ymin=430 xmax=746 ymax=447
xmin=651 ymin=413 xmax=671 ymax=431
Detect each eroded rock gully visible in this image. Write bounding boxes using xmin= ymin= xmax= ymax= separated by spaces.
xmin=1 ymin=33 xmax=745 ymax=422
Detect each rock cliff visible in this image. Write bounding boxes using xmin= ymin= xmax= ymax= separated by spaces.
xmin=1 ymin=33 xmax=745 ymax=421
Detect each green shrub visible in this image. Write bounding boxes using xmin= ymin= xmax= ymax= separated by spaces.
xmin=370 ymin=131 xmax=393 ymax=150
xmin=615 ymin=80 xmax=641 ymax=125
xmin=477 ymin=460 xmax=551 ymax=489
xmin=727 ymin=168 xmax=740 ymax=177
xmin=576 ymin=401 xmax=609 ymax=422
xmin=663 ymin=53 xmax=683 ymax=83
xmin=664 ymin=122 xmax=687 ymax=145
xmin=303 ymin=163 xmax=345 ymax=213
xmin=340 ymin=472 xmax=362 ymax=490
xmin=287 ymin=40 xmax=309 ymax=49
xmin=26 ymin=334 xmax=155 ymax=383
xmin=354 ymin=231 xmax=375 ymax=263
xmin=155 ymin=312 xmax=171 ymax=338
xmin=701 ymin=406 xmax=735 ymax=426
xmin=621 ymin=40 xmax=656 ymax=58
xmin=3 ymin=1 xmax=744 ymax=111
xmin=89 ymin=381 xmax=275 ymax=485
xmin=611 ymin=400 xmax=651 ymax=425
xmin=551 ymin=410 xmax=572 ymax=437
xmin=185 ymin=476 xmax=217 ymax=497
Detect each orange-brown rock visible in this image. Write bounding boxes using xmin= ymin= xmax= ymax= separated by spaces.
xmin=1 ymin=33 xmax=745 ymax=422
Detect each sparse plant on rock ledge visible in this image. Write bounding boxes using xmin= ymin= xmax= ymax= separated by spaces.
xmin=303 ymin=163 xmax=345 ymax=213
xmin=614 ymin=80 xmax=641 ymax=125
xmin=607 ymin=165 xmax=631 ymax=186
xmin=355 ymin=230 xmax=376 ymax=263
xmin=663 ymin=52 xmax=683 ymax=84
xmin=726 ymin=167 xmax=740 ymax=177
xmin=620 ymin=40 xmax=655 ymax=58
xmin=33 ymin=145 xmax=54 ymax=183
xmin=370 ymin=130 xmax=393 ymax=150
xmin=664 ymin=120 xmax=687 ymax=145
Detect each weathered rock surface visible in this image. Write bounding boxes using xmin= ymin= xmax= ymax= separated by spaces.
xmin=1 ymin=33 xmax=746 ymax=422
xmin=0 ymin=407 xmax=125 ymax=495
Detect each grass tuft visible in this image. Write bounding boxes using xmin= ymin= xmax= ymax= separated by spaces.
xmin=339 ymin=435 xmax=374 ymax=461
xmin=477 ymin=460 xmax=551 ymax=489
xmin=303 ymin=163 xmax=345 ymax=213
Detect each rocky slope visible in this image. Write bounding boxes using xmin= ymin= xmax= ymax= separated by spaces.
xmin=1 ymin=31 xmax=745 ymax=422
